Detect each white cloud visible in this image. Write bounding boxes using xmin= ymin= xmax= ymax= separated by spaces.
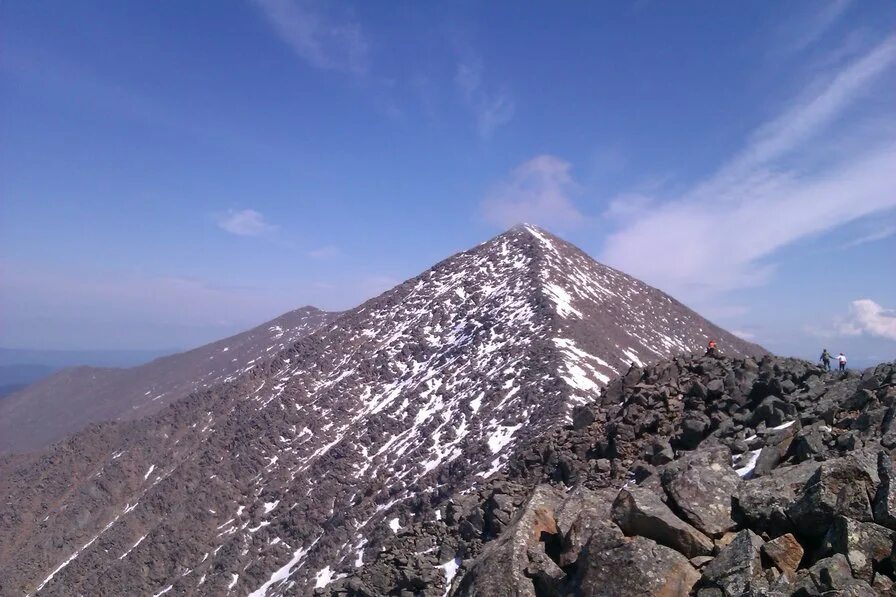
xmin=455 ymin=59 xmax=515 ymax=138
xmin=809 ymin=299 xmax=896 ymax=342
xmin=602 ymin=34 xmax=896 ymax=296
xmin=252 ymin=0 xmax=368 ymax=76
xmin=482 ymin=155 xmax=583 ymax=229
xmin=844 ymin=299 xmax=896 ymax=341
xmin=217 ymin=209 xmax=277 ymax=237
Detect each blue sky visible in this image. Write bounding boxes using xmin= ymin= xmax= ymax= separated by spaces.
xmin=1 ymin=1 xmax=894 ymax=364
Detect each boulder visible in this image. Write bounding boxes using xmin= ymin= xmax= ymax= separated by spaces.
xmin=821 ymin=515 xmax=895 ymax=582
xmin=790 ymin=553 xmax=874 ymax=596
xmin=454 ymin=485 xmax=564 ymax=596
xmin=676 ymin=412 xmax=711 ymax=450
xmin=787 ymin=453 xmax=879 ymax=539
xmin=612 ymin=486 xmax=714 ymax=558
xmin=553 ymin=487 xmax=621 ymax=567
xmin=733 ymin=460 xmax=819 ymax=536
xmin=874 ymin=451 xmax=896 ymax=530
xmin=760 ymin=533 xmax=803 ymax=576
xmin=753 ymin=421 xmax=799 ymax=477
xmin=574 ymin=535 xmax=700 ymax=597
xmin=700 ymin=529 xmax=766 ymax=596
xmin=661 ymin=447 xmax=740 ymax=537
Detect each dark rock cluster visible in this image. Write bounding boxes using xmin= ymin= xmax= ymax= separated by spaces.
xmin=326 ymin=355 xmax=896 ymax=596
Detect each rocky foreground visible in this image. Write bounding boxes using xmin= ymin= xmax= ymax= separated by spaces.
xmin=326 ymin=355 xmax=896 ymax=596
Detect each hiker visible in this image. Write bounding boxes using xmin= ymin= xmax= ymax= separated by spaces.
xmin=820 ymin=349 xmax=832 ymax=371
xmin=838 ymin=352 xmax=847 ymax=372
xmin=705 ymin=339 xmax=718 ymax=358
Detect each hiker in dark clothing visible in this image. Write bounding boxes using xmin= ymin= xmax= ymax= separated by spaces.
xmin=820 ymin=349 xmax=832 ymax=371
xmin=705 ymin=340 xmax=718 ymax=358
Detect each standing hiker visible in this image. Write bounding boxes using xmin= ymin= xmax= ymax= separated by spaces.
xmin=820 ymin=349 xmax=832 ymax=371
xmin=837 ymin=352 xmax=847 ymax=372
xmin=705 ymin=339 xmax=718 ymax=358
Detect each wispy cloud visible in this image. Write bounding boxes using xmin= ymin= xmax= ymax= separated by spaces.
xmin=784 ymin=0 xmax=854 ymax=54
xmin=841 ymin=224 xmax=896 ymax=249
xmin=455 ymin=58 xmax=515 ymax=138
xmin=482 ymin=155 xmax=583 ymax=228
xmin=308 ymin=245 xmax=340 ymax=259
xmin=731 ymin=329 xmax=757 ymax=341
xmin=601 ymin=34 xmax=896 ymax=296
xmin=217 ymin=209 xmax=277 ymax=237
xmin=252 ymin=0 xmax=369 ymax=76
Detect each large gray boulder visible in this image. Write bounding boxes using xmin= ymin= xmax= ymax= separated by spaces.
xmin=661 ymin=447 xmax=741 ymax=537
xmin=455 ymin=485 xmax=565 ymax=597
xmin=787 ymin=453 xmax=880 ymax=539
xmin=821 ymin=515 xmax=895 ymax=582
xmin=574 ymin=535 xmax=700 ymax=596
xmin=733 ymin=460 xmax=819 ymax=536
xmin=700 ymin=529 xmax=767 ymax=596
xmin=874 ymin=451 xmax=896 ymax=530
xmin=553 ymin=486 xmax=621 ymax=567
xmin=612 ymin=486 xmax=714 ymax=558
xmin=790 ymin=553 xmax=875 ymax=596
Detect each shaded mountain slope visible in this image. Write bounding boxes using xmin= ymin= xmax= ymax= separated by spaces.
xmin=0 ymin=225 xmax=763 ymax=596
xmin=0 ymin=307 xmax=337 ymax=454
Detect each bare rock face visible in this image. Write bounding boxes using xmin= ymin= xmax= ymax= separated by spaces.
xmin=574 ymin=535 xmax=700 ymax=597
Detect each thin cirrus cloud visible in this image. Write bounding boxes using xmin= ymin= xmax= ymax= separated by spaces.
xmin=216 ymin=209 xmax=278 ymax=237
xmin=778 ymin=0 xmax=854 ymax=55
xmin=252 ymin=0 xmax=369 ymax=76
xmin=481 ymin=155 xmax=583 ymax=229
xmin=455 ymin=58 xmax=515 ymax=138
xmin=601 ymin=33 xmax=896 ymax=297
xmin=308 ymin=245 xmax=340 ymax=259
xmin=841 ymin=224 xmax=896 ymax=249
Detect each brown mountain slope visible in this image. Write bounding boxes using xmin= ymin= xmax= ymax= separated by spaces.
xmin=0 ymin=226 xmax=765 ymax=596
xmin=0 ymin=306 xmax=338 ymax=454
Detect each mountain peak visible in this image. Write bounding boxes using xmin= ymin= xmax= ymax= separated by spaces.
xmin=0 ymin=228 xmax=764 ymax=596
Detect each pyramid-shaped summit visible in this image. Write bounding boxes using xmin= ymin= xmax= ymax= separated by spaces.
xmin=0 ymin=226 xmax=763 ymax=596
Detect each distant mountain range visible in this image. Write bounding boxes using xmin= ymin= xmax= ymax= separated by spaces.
xmin=0 ymin=225 xmax=765 ymax=596
xmin=0 ymin=348 xmax=176 ymax=399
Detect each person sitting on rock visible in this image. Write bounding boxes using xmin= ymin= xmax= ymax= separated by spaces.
xmin=838 ymin=352 xmax=847 ymax=372
xmin=820 ymin=349 xmax=832 ymax=371
xmin=705 ymin=339 xmax=718 ymax=357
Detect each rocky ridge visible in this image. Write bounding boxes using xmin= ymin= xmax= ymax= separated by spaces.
xmin=328 ymin=355 xmax=896 ymax=596
xmin=0 ymin=306 xmax=338 ymax=454
xmin=0 ymin=225 xmax=761 ymax=596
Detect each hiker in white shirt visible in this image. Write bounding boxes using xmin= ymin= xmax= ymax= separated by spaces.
xmin=837 ymin=353 xmax=847 ymax=372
